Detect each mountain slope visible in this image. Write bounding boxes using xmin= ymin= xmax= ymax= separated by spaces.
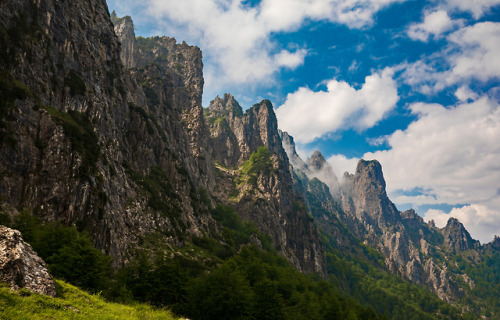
xmin=0 ymin=0 xmax=498 ymax=317
xmin=280 ymin=131 xmax=499 ymax=315
xmin=0 ymin=0 xmax=324 ymax=278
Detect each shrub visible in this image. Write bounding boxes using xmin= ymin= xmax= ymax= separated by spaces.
xmin=239 ymin=146 xmax=274 ymax=187
xmin=10 ymin=211 xmax=112 ymax=294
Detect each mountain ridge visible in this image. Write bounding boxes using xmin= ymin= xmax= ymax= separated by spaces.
xmin=0 ymin=1 xmax=498 ymax=317
xmin=280 ymin=131 xmax=498 ymax=306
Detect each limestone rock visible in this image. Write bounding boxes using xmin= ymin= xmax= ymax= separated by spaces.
xmin=279 ymin=130 xmax=307 ymax=171
xmin=441 ymin=218 xmax=479 ymax=254
xmin=207 ymin=96 xmax=327 ymax=277
xmin=0 ymin=226 xmax=56 ymax=296
xmin=306 ymin=151 xmax=341 ymax=199
xmin=347 ymin=160 xmax=400 ymax=232
xmin=112 ymin=13 xmax=137 ymax=68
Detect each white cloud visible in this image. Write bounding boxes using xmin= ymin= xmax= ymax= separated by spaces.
xmin=327 ymin=154 xmax=359 ymax=180
xmin=442 ymin=0 xmax=500 ymax=19
xmin=274 ymin=49 xmax=308 ymax=69
xmin=407 ymin=10 xmax=461 ymax=41
xmin=423 ymin=204 xmax=500 ymax=243
xmin=364 ymin=97 xmax=500 ymax=243
xmin=117 ymin=0 xmax=407 ymax=100
xmin=455 ymin=85 xmax=479 ymax=102
xmin=447 ymin=22 xmax=500 ymax=83
xmin=402 ymin=21 xmax=500 ymax=93
xmin=276 ymin=67 xmax=399 ymax=143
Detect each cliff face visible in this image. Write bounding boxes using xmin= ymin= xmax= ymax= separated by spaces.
xmin=442 ymin=218 xmax=479 ymax=254
xmin=279 ymin=133 xmax=479 ymax=303
xmin=206 ymin=95 xmax=326 ymax=276
xmin=0 ymin=1 xmax=325 ymax=277
xmin=0 ymin=0 xmax=218 ymax=267
xmin=111 ymin=12 xmax=136 ymax=69
xmin=339 ymin=159 xmax=465 ymax=302
xmin=1 ymin=0 xmax=131 ymax=263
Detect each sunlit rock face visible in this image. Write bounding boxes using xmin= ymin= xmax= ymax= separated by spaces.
xmin=0 ymin=226 xmax=56 ymax=297
xmin=279 ymin=130 xmax=479 ymax=303
xmin=206 ymin=97 xmax=327 ymax=277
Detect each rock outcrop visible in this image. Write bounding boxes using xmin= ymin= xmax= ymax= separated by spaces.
xmin=0 ymin=2 xmax=325 ymax=278
xmin=0 ymin=226 xmax=56 ymax=296
xmin=278 ymin=132 xmax=477 ymax=303
xmin=206 ymin=96 xmax=327 ymax=276
xmin=442 ymin=218 xmax=479 ymax=254
xmin=111 ymin=11 xmax=136 ymax=68
xmin=306 ymin=151 xmax=341 ymax=199
xmin=0 ymin=0 xmax=217 ymax=267
xmin=279 ymin=130 xmax=307 ymax=171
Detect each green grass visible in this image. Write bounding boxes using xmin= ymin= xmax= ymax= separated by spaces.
xmin=238 ymin=146 xmax=275 ymax=188
xmin=0 ymin=280 xmax=181 ymax=319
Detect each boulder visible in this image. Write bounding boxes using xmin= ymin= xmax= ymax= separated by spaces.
xmin=0 ymin=225 xmax=56 ymax=296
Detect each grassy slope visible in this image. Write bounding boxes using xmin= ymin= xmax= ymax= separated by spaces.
xmin=0 ymin=280 xmax=180 ymax=320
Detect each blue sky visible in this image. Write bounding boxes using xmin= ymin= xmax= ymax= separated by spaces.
xmin=108 ymin=0 xmax=500 ymax=243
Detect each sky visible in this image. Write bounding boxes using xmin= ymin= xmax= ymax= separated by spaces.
xmin=107 ymin=0 xmax=500 ymax=244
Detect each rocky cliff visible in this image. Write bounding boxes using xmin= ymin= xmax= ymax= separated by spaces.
xmin=1 ymin=0 xmax=497 ymax=313
xmin=205 ymin=94 xmax=326 ymax=276
xmin=0 ymin=0 xmax=325 ymax=277
xmin=279 ymin=133 xmax=485 ymax=303
xmin=0 ymin=0 xmax=218 ymax=268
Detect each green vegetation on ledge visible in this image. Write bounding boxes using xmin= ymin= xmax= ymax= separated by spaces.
xmin=64 ymin=70 xmax=86 ymax=96
xmin=238 ymin=146 xmax=275 ymax=187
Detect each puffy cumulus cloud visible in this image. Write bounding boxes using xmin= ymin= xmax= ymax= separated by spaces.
xmin=276 ymin=68 xmax=398 ymax=143
xmin=363 ymin=97 xmax=500 ymax=242
xmin=402 ymin=21 xmax=500 ymax=93
xmin=423 ymin=204 xmax=500 ymax=243
xmin=136 ymin=0 xmax=405 ymax=96
xmin=274 ymin=49 xmax=308 ymax=69
xmin=447 ymin=22 xmax=500 ymax=83
xmin=442 ymin=0 xmax=500 ymax=19
xmin=407 ymin=10 xmax=461 ymax=41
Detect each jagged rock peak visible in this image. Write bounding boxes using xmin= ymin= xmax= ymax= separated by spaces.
xmin=304 ymin=151 xmax=341 ymax=199
xmin=207 ymin=93 xmax=243 ymax=117
xmin=112 ymin=13 xmax=137 ymax=68
xmin=354 ymin=159 xmax=386 ymax=189
xmin=279 ymin=130 xmax=294 ymax=149
xmin=251 ymin=100 xmax=276 ymax=120
xmin=0 ymin=226 xmax=56 ymax=296
xmin=346 ymin=159 xmax=401 ymax=229
xmin=307 ymin=151 xmax=327 ymax=171
xmin=279 ymin=130 xmax=307 ymax=170
xmin=401 ymin=209 xmax=424 ymax=223
xmin=442 ymin=217 xmax=479 ymax=253
xmin=246 ymin=100 xmax=282 ymax=154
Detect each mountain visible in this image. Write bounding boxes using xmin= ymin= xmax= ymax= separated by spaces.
xmin=204 ymin=94 xmax=326 ymax=275
xmin=0 ymin=0 xmax=498 ymax=318
xmin=0 ymin=0 xmax=220 ymax=268
xmin=0 ymin=0 xmax=326 ymax=276
xmin=281 ymin=134 xmax=499 ymax=313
